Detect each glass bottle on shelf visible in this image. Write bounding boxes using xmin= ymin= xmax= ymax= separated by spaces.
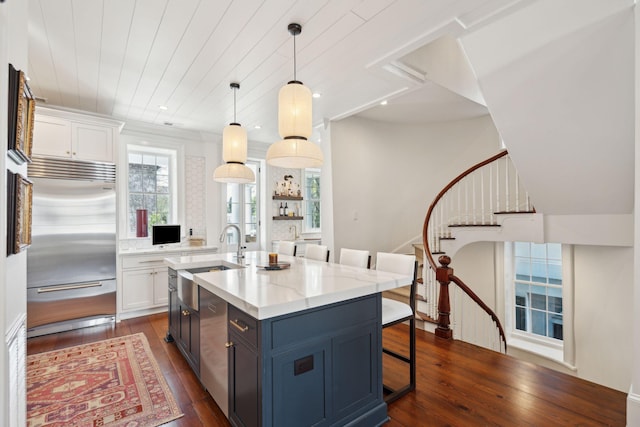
xmin=279 ymin=202 xmax=284 ymax=216
xmin=284 ymin=203 xmax=288 ymax=216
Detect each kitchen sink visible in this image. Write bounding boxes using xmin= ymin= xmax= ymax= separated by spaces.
xmin=177 ymin=262 xmax=245 ymax=310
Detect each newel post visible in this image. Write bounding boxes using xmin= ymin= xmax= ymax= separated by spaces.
xmin=435 ymin=255 xmax=453 ymax=340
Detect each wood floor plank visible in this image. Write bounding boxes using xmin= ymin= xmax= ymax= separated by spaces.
xmin=26 ymin=314 xmax=626 ymax=427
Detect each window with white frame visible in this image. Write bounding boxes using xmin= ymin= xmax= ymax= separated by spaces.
xmin=513 ymin=242 xmax=563 ymax=340
xmin=304 ymin=169 xmax=320 ymax=232
xmin=127 ymin=146 xmax=178 ymax=237
xmin=224 ymin=161 xmax=260 ymax=249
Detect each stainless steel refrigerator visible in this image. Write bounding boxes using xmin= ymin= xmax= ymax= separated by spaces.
xmin=26 ymin=156 xmax=117 ymax=337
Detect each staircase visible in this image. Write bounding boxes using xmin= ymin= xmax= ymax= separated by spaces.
xmin=418 ymin=150 xmax=540 ymax=352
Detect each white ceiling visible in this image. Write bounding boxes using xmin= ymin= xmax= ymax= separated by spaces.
xmin=26 ymin=0 xmax=524 ymax=144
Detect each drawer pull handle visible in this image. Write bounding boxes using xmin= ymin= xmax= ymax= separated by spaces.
xmin=225 ymin=341 xmax=234 ymax=348
xmin=182 ymin=310 xmax=190 ymax=316
xmin=230 ymin=319 xmax=248 ymax=332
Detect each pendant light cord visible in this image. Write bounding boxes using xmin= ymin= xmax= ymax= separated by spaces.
xmin=233 ymin=86 xmax=237 ymax=122
xmin=293 ymin=33 xmax=297 ymax=81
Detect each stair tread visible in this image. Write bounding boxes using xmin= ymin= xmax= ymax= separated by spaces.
xmin=416 ymin=311 xmax=437 ymax=324
xmin=494 ymin=210 xmax=535 ymax=214
xmin=449 ymin=223 xmax=500 ymax=227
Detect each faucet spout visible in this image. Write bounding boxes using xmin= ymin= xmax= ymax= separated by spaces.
xmin=219 ymin=224 xmax=245 ymax=259
xmin=289 ymin=225 xmax=299 ymax=240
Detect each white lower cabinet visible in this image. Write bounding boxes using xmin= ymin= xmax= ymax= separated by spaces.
xmin=121 ymin=267 xmax=168 ymax=311
xmin=119 ymin=248 xmax=218 ymax=316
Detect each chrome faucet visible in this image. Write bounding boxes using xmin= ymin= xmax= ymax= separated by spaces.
xmin=219 ymin=224 xmax=245 ymax=259
xmin=289 ymin=225 xmax=299 ymax=240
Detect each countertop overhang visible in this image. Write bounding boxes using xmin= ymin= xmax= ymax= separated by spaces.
xmin=164 ymin=251 xmax=412 ymax=320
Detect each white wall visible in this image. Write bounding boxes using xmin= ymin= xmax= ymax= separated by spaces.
xmin=2 ymin=1 xmax=29 ymax=425
xmin=329 ymin=114 xmax=500 ymax=258
xmin=454 ymin=241 xmax=634 ymax=393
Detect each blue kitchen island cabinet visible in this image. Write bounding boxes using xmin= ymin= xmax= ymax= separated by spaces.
xmin=228 ymin=294 xmax=386 ymax=427
xmin=164 ymin=251 xmax=413 ymax=427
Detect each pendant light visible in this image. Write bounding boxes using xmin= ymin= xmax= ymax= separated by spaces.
xmin=266 ymin=23 xmax=323 ymax=169
xmin=214 ymin=82 xmax=255 ymax=183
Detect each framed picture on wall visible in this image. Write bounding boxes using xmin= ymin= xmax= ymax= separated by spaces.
xmin=6 ymin=171 xmax=33 ymax=256
xmin=7 ymin=64 xmax=35 ymax=165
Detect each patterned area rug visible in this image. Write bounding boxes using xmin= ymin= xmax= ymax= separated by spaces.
xmin=26 ymin=333 xmax=183 ymax=427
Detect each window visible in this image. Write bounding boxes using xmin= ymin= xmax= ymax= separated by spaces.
xmin=304 ymin=169 xmax=320 ymax=232
xmin=127 ymin=146 xmax=178 ymax=237
xmin=513 ymin=242 xmax=563 ymax=340
xmin=224 ymin=161 xmax=260 ymax=249
xmin=503 ymin=242 xmax=574 ymax=366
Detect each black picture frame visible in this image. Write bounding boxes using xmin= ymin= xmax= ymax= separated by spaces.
xmin=7 ymin=64 xmax=35 ymax=165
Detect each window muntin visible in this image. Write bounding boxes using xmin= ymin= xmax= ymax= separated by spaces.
xmin=513 ymin=242 xmax=563 ymax=341
xmin=127 ymin=149 xmax=176 ymax=236
xmin=224 ymin=161 xmax=259 ymax=248
xmin=304 ymin=169 xmax=320 ymax=232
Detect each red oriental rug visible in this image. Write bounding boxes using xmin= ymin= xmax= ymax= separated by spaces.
xmin=26 ymin=333 xmax=183 ymax=427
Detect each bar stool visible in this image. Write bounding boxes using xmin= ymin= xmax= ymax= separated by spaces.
xmin=277 ymin=241 xmax=297 ymax=256
xmin=376 ymin=252 xmax=417 ymax=403
xmin=305 ymin=244 xmax=329 ymax=262
xmin=339 ymin=248 xmax=371 ymax=269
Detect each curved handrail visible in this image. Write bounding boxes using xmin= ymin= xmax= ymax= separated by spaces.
xmin=449 ymin=274 xmax=507 ymax=350
xmin=423 ymin=150 xmax=511 ymax=351
xmin=422 ymin=149 xmax=509 ymax=271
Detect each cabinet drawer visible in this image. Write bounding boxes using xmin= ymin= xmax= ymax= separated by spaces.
xmin=121 ymin=253 xmax=180 ymax=269
xmin=228 ymin=305 xmax=258 ymax=347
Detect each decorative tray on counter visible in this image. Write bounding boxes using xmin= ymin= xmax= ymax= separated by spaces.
xmin=257 ymin=263 xmax=291 ymax=271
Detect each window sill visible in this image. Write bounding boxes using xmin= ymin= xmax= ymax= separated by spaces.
xmin=508 ymin=336 xmax=576 ymax=371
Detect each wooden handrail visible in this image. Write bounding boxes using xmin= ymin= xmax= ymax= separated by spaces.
xmin=424 ymin=151 xmax=511 ymax=351
xmin=422 ymin=149 xmax=509 ymax=271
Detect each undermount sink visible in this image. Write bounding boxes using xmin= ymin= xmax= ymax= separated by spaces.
xmin=177 ymin=262 xmax=245 ymax=310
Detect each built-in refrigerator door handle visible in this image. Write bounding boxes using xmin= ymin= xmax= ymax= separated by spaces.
xmin=37 ymin=282 xmax=102 ymax=293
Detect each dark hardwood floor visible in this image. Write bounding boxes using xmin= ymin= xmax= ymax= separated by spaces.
xmin=27 ymin=313 xmax=626 ymax=426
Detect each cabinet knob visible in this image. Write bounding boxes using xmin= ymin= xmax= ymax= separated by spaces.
xmin=182 ymin=309 xmax=190 ymax=316
xmin=225 ymin=341 xmax=234 ymax=348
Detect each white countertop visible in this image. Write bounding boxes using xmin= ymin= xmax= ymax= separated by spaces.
xmin=164 ymin=251 xmax=412 ymax=320
xmin=119 ymin=245 xmax=218 ymax=256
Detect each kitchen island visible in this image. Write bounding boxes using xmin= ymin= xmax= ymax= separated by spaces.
xmin=164 ymin=251 xmax=413 ymax=427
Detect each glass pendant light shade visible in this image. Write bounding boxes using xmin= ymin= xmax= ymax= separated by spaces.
xmin=213 ymin=162 xmax=255 ymax=183
xmin=278 ymin=81 xmax=312 ymax=139
xmin=266 ymin=138 xmax=323 ymax=169
xmin=214 ymin=82 xmax=255 ymax=183
xmin=267 ymin=23 xmax=323 ymax=169
xmin=222 ymin=123 xmax=247 ymax=162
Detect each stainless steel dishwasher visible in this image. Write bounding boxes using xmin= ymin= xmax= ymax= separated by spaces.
xmin=200 ymin=286 xmax=228 ymax=417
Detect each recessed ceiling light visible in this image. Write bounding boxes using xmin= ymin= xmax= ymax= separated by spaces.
xmin=380 ymin=100 xmax=388 ymax=106
xmin=158 ymin=105 xmax=168 ymax=111
xmin=254 ymin=125 xmax=262 ymax=130
xmin=312 ymin=92 xmax=321 ymax=98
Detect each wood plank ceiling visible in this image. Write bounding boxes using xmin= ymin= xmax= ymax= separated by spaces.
xmin=26 ymin=0 xmax=514 ymax=143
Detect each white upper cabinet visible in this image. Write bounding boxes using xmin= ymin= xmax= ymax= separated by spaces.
xmin=32 ymin=107 xmax=122 ymax=163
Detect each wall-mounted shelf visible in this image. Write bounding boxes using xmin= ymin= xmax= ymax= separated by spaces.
xmin=273 ymin=216 xmax=303 ymax=221
xmin=272 ymin=195 xmax=303 ymax=201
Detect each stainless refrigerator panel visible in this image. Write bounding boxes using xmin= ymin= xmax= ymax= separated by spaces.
xmin=27 ymin=178 xmax=116 ymax=288
xmin=27 ymin=279 xmax=116 ymax=330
